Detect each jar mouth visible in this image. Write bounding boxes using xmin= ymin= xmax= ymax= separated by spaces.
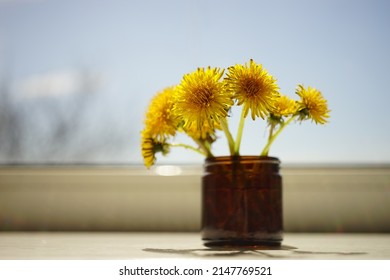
xmin=205 ymin=155 xmax=280 ymax=164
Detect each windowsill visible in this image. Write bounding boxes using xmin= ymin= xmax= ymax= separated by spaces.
xmin=0 ymin=165 xmax=389 ymax=232
xmin=0 ymin=232 xmax=389 ymax=259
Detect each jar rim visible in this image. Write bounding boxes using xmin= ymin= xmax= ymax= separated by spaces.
xmin=205 ymin=155 xmax=280 ymax=164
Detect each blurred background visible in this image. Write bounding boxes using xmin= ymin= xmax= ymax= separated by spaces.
xmin=1 ymin=0 xmax=389 ymax=165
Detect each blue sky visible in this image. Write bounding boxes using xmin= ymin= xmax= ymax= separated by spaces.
xmin=1 ymin=0 xmax=389 ymax=164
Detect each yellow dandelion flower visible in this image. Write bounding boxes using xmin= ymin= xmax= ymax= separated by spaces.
xmin=225 ymin=59 xmax=280 ymax=120
xmin=141 ymin=130 xmax=170 ymax=168
xmin=271 ymin=95 xmax=298 ymax=118
xmin=144 ymin=86 xmax=178 ymax=141
xmin=174 ymin=67 xmax=233 ymax=134
xmin=183 ymin=119 xmax=220 ymax=140
xmin=296 ymin=85 xmax=330 ymax=124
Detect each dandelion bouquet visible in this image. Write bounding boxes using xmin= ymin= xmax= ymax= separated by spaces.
xmin=141 ymin=59 xmax=330 ymax=168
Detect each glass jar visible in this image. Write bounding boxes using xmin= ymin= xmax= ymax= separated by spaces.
xmin=201 ymin=156 xmax=283 ymax=247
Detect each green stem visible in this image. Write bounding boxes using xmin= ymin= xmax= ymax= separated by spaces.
xmin=261 ymin=115 xmax=297 ymax=156
xmin=220 ymin=117 xmax=235 ymax=155
xmin=194 ymin=138 xmax=214 ymax=158
xmin=234 ymin=107 xmax=247 ymax=155
xmin=268 ymin=123 xmax=275 ymax=143
xmin=170 ymin=143 xmax=207 ymax=156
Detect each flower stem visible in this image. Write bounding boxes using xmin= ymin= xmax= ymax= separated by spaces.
xmin=268 ymin=123 xmax=275 ymax=142
xmin=234 ymin=107 xmax=246 ymax=155
xmin=194 ymin=139 xmax=214 ymax=158
xmin=170 ymin=143 xmax=207 ymax=156
xmin=220 ymin=117 xmax=235 ymax=155
xmin=261 ymin=115 xmax=297 ymax=156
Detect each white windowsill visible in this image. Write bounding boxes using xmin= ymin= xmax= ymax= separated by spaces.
xmin=0 ymin=232 xmax=389 ymax=259
xmin=0 ymin=165 xmax=389 ymax=232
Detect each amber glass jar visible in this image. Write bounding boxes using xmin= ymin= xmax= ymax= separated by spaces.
xmin=201 ymin=156 xmax=283 ymax=247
